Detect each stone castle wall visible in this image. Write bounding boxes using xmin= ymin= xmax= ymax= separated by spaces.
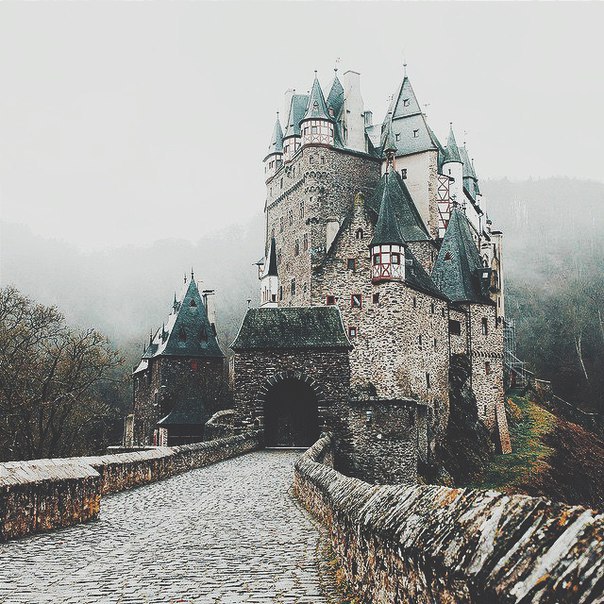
xmin=294 ymin=434 xmax=604 ymax=604
xmin=265 ymin=146 xmax=380 ymax=307
xmin=133 ymin=356 xmax=226 ymax=445
xmin=0 ymin=432 xmax=260 ymax=542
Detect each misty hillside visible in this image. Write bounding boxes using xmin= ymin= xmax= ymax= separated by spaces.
xmin=2 ymin=177 xmax=603 ymax=409
xmin=0 ymin=215 xmax=264 ymax=356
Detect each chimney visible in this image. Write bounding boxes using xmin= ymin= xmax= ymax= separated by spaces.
xmin=202 ymin=290 xmax=217 ymax=333
xmin=342 ymin=70 xmax=366 ymax=152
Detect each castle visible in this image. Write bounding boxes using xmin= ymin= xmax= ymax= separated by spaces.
xmin=129 ymin=66 xmax=510 ymax=482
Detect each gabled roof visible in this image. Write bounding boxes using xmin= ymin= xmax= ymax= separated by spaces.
xmin=382 ymin=74 xmax=437 ymax=157
xmin=371 ymin=171 xmax=406 ymax=247
xmin=367 ymin=171 xmax=431 ymax=242
xmin=284 ymin=94 xmax=309 ymax=138
xmin=326 ymin=72 xmax=345 ymax=118
xmin=431 ymin=208 xmax=493 ymax=305
xmin=265 ymin=115 xmax=283 ymax=158
xmin=141 ymin=278 xmax=224 ymax=362
xmin=302 ymin=74 xmax=332 ymax=122
xmin=231 ymin=307 xmax=351 ymax=351
xmin=443 ymin=125 xmax=462 ymax=164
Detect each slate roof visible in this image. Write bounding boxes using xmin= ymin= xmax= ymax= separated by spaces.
xmin=231 ymin=307 xmax=351 ymax=351
xmin=139 ymin=278 xmax=224 ymax=363
xmin=382 ymin=75 xmax=437 ymax=157
xmin=265 ymin=115 xmax=283 ymax=160
xmin=443 ymin=125 xmax=462 ymax=164
xmin=326 ymin=72 xmax=344 ymax=118
xmin=157 ymin=397 xmax=207 ymax=427
xmin=431 ymin=208 xmax=493 ymax=305
xmin=284 ymin=94 xmax=309 ymax=138
xmin=371 ymin=171 xmax=408 ymax=247
xmin=302 ymin=74 xmax=332 ymax=122
xmin=405 ymin=247 xmax=449 ymax=301
xmin=367 ymin=171 xmax=431 ymax=242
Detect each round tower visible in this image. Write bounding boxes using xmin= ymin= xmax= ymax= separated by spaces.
xmin=300 ymin=71 xmax=334 ymax=148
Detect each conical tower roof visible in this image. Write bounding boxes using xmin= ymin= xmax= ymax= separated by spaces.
xmin=302 ymin=73 xmax=332 ymax=121
xmin=144 ymin=278 xmax=224 ymax=359
xmin=443 ymin=124 xmax=462 ymax=164
xmin=267 ymin=115 xmax=283 ymax=156
xmin=431 ymin=208 xmax=492 ymax=304
xmin=371 ymin=171 xmax=407 ymax=247
xmin=326 ymin=71 xmax=344 ymax=118
xmin=368 ymin=171 xmax=431 ymax=242
xmin=283 ymin=93 xmax=309 ymax=138
xmin=264 ymin=237 xmax=278 ymax=277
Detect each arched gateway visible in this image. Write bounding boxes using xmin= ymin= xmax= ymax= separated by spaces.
xmin=262 ymin=374 xmax=321 ymax=447
xmin=230 ymin=307 xmax=351 ymax=447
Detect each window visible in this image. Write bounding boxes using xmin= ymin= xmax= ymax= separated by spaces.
xmin=280 ymin=178 xmax=283 ymax=189
xmin=403 ymin=98 xmax=410 ymax=107
xmin=303 ymin=127 xmax=308 ymax=135
xmin=449 ymin=319 xmax=461 ymax=335
xmin=309 ymin=155 xmax=315 ymax=163
xmin=355 ymin=228 xmax=364 ymax=240
xmin=485 ymin=361 xmax=491 ymax=375
xmin=348 ymin=326 xmax=358 ymax=339
xmin=412 ymin=297 xmax=417 ymax=308
xmin=351 ymin=294 xmax=362 ymax=308
xmin=300 ymin=200 xmax=305 ymax=219
xmin=395 ymin=133 xmax=401 ymax=141
xmin=279 ymin=286 xmax=283 ymax=301
xmin=391 ymin=253 xmax=400 ymax=265
xmin=190 ymin=299 xmax=197 ymax=307
xmin=413 ymin=129 xmax=419 ymax=138
xmin=284 ymin=145 xmax=289 ymax=154
xmin=401 ymin=168 xmax=407 ymax=179
xmin=441 ymin=308 xmax=446 ymax=318
xmin=321 ymin=156 xmax=325 ymax=164
xmin=433 ymin=338 xmax=437 ymax=350
xmin=372 ymin=253 xmax=381 ymax=265
xmin=277 ymin=251 xmax=282 ymax=265
xmin=482 ymin=317 xmax=489 ymax=335
xmin=426 ymin=373 xmax=431 ymax=389
xmin=430 ymin=303 xmax=435 ymax=314
xmin=291 ymin=279 xmax=296 ymax=296
xmin=347 ymin=258 xmax=356 ymax=271
xmin=190 ymin=360 xmax=198 ymax=371
xmin=326 ymin=295 xmax=336 ymax=305
xmin=311 ymin=125 xmax=318 ymax=134
xmin=303 ymin=233 xmax=308 ymax=251
xmin=373 ymin=293 xmax=380 ymax=305
xmin=295 ymin=240 xmax=299 ymax=256
xmin=418 ymin=334 xmax=423 ymax=349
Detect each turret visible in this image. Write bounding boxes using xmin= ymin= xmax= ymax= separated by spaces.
xmin=442 ymin=124 xmax=464 ymax=206
xmin=300 ymin=72 xmax=334 ymax=148
xmin=263 ymin=113 xmax=283 ymax=182
xmin=370 ymin=169 xmax=407 ymax=283
xmin=260 ymin=237 xmax=279 ymax=307
xmin=282 ymin=92 xmax=308 ymax=162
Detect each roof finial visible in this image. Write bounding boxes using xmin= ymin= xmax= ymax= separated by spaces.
xmin=191 ymin=267 xmax=194 ymax=281
xmin=334 ymin=57 xmax=341 ymax=73
xmin=403 ymin=62 xmax=408 ymax=77
xmin=184 ymin=273 xmax=187 ymax=284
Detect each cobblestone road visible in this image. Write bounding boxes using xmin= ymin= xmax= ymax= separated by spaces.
xmin=0 ymin=451 xmax=330 ymax=604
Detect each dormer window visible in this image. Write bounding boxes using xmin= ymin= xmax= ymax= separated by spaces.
xmin=401 ymin=169 xmax=407 ymax=179
xmin=444 ymin=251 xmax=452 ymax=261
xmin=413 ymin=129 xmax=419 ymax=138
xmin=403 ymin=98 xmax=410 ymax=107
xmin=395 ymin=133 xmax=400 ymax=141
xmin=189 ymin=299 xmax=197 ymax=307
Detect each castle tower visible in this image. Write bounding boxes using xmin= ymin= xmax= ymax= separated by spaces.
xmin=442 ymin=124 xmax=464 ymax=208
xmin=300 ymin=72 xmax=334 ymax=148
xmin=260 ymin=237 xmax=279 ymax=307
xmin=263 ymin=114 xmax=283 ymax=182
xmin=282 ymin=92 xmax=308 ymax=162
xmin=131 ymin=274 xmax=226 ymax=447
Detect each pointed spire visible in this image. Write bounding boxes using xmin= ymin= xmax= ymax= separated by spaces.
xmin=326 ymin=70 xmax=344 ymax=117
xmin=443 ymin=123 xmax=462 ymax=164
xmin=383 ymin=120 xmax=397 ymax=163
xmin=283 ymin=92 xmax=309 ymax=138
xmin=267 ymin=112 xmax=284 ymax=155
xmin=302 ymin=72 xmax=331 ymax=121
xmin=265 ymin=237 xmax=278 ymax=277
xmin=191 ymin=267 xmax=195 ymax=281
xmin=371 ymin=173 xmax=407 ymax=247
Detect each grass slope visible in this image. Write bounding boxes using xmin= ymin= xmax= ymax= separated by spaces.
xmin=468 ymin=396 xmax=604 ymax=510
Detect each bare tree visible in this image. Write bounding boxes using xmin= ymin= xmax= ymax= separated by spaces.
xmin=0 ymin=286 xmax=122 ymax=460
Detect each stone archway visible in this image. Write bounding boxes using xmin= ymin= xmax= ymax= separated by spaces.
xmin=259 ymin=372 xmax=323 ymax=447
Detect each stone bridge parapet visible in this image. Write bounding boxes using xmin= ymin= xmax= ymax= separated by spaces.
xmin=0 ymin=431 xmax=261 ymax=542
xmin=293 ymin=433 xmax=604 ymax=603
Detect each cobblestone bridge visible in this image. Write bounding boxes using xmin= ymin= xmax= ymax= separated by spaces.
xmin=0 ymin=451 xmax=331 ymax=604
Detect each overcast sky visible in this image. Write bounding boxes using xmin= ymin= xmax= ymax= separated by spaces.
xmin=0 ymin=2 xmax=602 ymax=251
